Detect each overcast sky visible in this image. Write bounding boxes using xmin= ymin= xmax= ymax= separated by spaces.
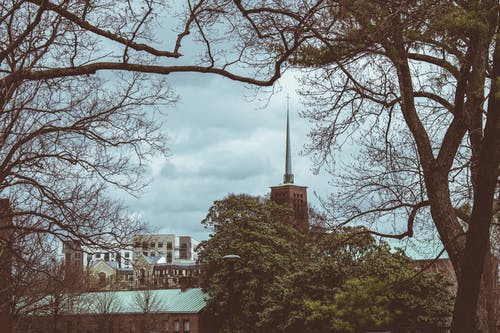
xmin=117 ymin=70 xmax=330 ymax=243
xmin=108 ymin=4 xmax=445 ymax=259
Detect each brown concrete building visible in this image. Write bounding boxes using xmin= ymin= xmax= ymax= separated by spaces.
xmin=270 ymin=106 xmax=308 ymax=231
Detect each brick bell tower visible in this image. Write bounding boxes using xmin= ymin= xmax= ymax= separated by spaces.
xmin=270 ymin=98 xmax=308 ymax=231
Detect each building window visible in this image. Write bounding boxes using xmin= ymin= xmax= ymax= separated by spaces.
xmin=158 ymin=242 xmax=163 ymax=248
xmin=167 ymin=242 xmax=173 ymax=249
xmin=98 ymin=272 xmax=106 ymax=285
xmin=183 ymin=320 xmax=190 ymax=333
xmin=150 ymin=242 xmax=156 ymax=248
xmin=173 ymin=320 xmax=179 ymax=333
xmin=104 ymin=253 xmax=110 ymax=261
xmin=118 ymin=321 xmax=124 ymax=333
xmin=162 ymin=320 xmax=168 ymax=332
xmin=124 ymin=252 xmax=130 ymax=258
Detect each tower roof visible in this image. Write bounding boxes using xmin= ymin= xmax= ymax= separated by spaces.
xmin=283 ymin=96 xmax=294 ymax=184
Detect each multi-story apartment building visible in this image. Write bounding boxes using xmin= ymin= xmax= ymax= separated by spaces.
xmin=133 ymin=234 xmax=176 ymax=262
xmin=179 ymin=236 xmax=192 ymax=260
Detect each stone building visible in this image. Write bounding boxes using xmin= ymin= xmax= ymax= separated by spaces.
xmin=87 ymin=260 xmax=135 ymax=291
xmin=64 ymin=234 xmax=198 ymax=290
xmin=133 ymin=254 xmax=200 ymax=289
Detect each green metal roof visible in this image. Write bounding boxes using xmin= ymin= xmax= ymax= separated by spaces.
xmin=26 ymin=288 xmax=207 ymax=316
xmin=79 ymin=288 xmax=207 ymax=314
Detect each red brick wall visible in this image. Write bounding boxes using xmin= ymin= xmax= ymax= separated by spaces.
xmin=270 ymin=185 xmax=308 ymax=230
xmin=16 ymin=311 xmax=202 ymax=333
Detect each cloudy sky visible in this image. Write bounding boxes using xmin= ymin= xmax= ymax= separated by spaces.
xmin=119 ymin=70 xmax=331 ymax=243
xmin=108 ymin=3 xmax=444 ymax=259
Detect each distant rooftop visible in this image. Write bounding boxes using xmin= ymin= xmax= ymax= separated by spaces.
xmin=26 ymin=288 xmax=206 ymax=316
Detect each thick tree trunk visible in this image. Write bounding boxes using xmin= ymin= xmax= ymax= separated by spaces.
xmin=451 ymin=30 xmax=500 ymax=333
xmin=483 ymin=252 xmax=499 ymax=333
xmin=390 ymin=18 xmax=499 ymax=332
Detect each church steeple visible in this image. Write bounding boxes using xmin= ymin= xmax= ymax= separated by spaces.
xmin=283 ymin=96 xmax=294 ymax=184
xmin=270 ymin=96 xmax=309 ymax=231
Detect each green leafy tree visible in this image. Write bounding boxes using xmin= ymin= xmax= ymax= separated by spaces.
xmin=199 ymin=199 xmax=453 ymax=333
xmin=260 ymin=227 xmax=454 ymax=333
xmin=196 ymin=194 xmax=304 ymax=333
xmin=306 ymin=277 xmax=393 ymax=333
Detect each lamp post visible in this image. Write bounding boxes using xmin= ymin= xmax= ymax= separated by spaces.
xmin=223 ymin=254 xmax=240 ymax=333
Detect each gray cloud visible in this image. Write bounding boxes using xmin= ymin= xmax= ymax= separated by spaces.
xmin=120 ymin=71 xmax=330 ymax=242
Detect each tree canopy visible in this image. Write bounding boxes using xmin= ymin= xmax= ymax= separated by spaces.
xmin=197 ymin=194 xmax=304 ymax=333
xmin=197 ymin=194 xmax=454 ymax=333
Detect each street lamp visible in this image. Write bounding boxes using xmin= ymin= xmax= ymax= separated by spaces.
xmin=223 ymin=254 xmax=240 ymax=333
xmin=222 ymin=254 xmax=241 ymax=261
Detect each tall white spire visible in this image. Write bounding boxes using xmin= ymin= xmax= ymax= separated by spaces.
xmin=283 ymin=95 xmax=294 ymax=184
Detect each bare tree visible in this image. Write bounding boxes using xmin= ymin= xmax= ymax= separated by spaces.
xmin=0 ymin=1 xmax=325 ymax=331
xmin=132 ymin=287 xmax=164 ymax=333
xmin=133 ymin=288 xmax=162 ymax=314
xmin=85 ymin=291 xmax=122 ymax=333
xmin=10 ymin=252 xmax=83 ymax=333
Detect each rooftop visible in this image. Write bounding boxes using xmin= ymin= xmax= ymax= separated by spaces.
xmin=25 ymin=288 xmax=206 ymax=316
